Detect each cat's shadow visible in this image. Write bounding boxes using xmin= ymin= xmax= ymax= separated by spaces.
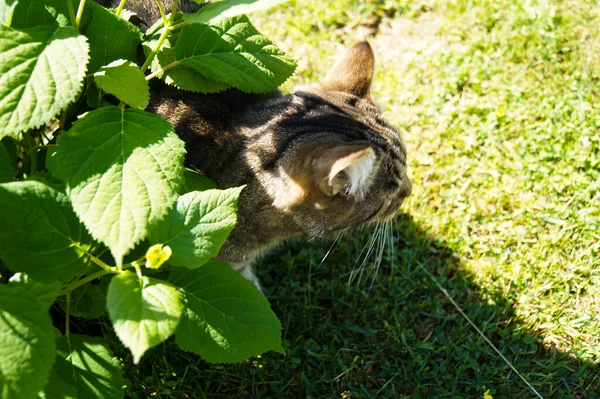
xmin=125 ymin=213 xmax=599 ymax=399
xmin=250 ymin=212 xmax=600 ymax=399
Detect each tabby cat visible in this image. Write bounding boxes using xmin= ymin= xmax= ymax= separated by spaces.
xmin=107 ymin=0 xmax=412 ymax=288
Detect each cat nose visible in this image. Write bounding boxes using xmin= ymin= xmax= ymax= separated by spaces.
xmin=400 ymin=178 xmax=412 ymax=198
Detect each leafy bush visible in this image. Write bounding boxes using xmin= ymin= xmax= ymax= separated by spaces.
xmin=0 ymin=0 xmax=296 ymax=397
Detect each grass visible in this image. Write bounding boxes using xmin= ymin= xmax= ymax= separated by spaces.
xmin=117 ymin=0 xmax=600 ymax=397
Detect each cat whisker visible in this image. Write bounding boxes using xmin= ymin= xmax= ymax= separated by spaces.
xmin=318 ymin=232 xmax=344 ymax=269
xmin=349 ymin=222 xmax=383 ymax=287
xmin=389 ymin=220 xmax=395 ymax=265
xmin=367 ymin=220 xmax=388 ymax=291
xmin=348 ymin=225 xmax=376 ymax=285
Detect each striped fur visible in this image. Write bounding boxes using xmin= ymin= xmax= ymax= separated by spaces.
xmin=118 ymin=1 xmax=414 ymax=284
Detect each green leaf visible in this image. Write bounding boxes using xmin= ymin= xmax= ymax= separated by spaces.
xmin=182 ymin=169 xmax=217 ymax=193
xmin=149 ymin=187 xmax=243 ymax=269
xmin=184 ymin=0 xmax=287 ymax=25
xmin=9 ymin=0 xmax=86 ymax=29
xmin=94 ymin=59 xmax=150 ymax=109
xmin=38 ymin=369 xmax=77 ymax=399
xmin=144 ymin=31 xmax=230 ymax=93
xmin=169 ymin=261 xmax=284 ymax=363
xmin=107 ymin=271 xmax=182 ymax=363
xmin=8 ymin=273 xmax=62 ymax=310
xmin=0 ymin=25 xmax=89 ymax=139
xmin=83 ymin=2 xmax=142 ymax=73
xmin=54 ymin=334 xmax=124 ymax=398
xmin=10 ymin=0 xmax=54 ymax=28
xmin=0 ymin=285 xmax=56 ymax=399
xmin=0 ymin=140 xmax=14 ymax=182
xmin=56 ymin=279 xmax=109 ymax=319
xmin=50 ymin=106 xmax=185 ymax=265
xmin=0 ymin=0 xmax=17 ymax=27
xmin=0 ymin=181 xmax=94 ymax=282
xmin=174 ymin=15 xmax=296 ymax=93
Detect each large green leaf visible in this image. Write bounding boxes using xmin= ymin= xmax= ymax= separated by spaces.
xmin=0 ymin=140 xmax=14 ymax=182
xmin=94 ymin=59 xmax=150 ymax=109
xmin=0 ymin=285 xmax=56 ymax=399
xmin=169 ymin=261 xmax=283 ymax=363
xmin=174 ymin=15 xmax=296 ymax=93
xmin=0 ymin=25 xmax=89 ymax=139
xmin=9 ymin=0 xmax=86 ymax=29
xmin=53 ymin=334 xmax=124 ymax=398
xmin=83 ymin=2 xmax=142 ymax=72
xmin=38 ymin=369 xmax=77 ymax=399
xmin=107 ymin=271 xmax=182 ymax=364
xmin=144 ymin=32 xmax=230 ymax=93
xmin=50 ymin=106 xmax=185 ymax=265
xmin=148 ymin=187 xmax=243 ymax=269
xmin=184 ymin=0 xmax=287 ymax=25
xmin=8 ymin=273 xmax=62 ymax=310
xmin=0 ymin=181 xmax=94 ymax=282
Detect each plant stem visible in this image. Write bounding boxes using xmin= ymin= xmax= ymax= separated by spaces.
xmin=140 ymin=26 xmax=171 ymax=73
xmin=75 ymin=0 xmax=87 ymax=29
xmin=169 ymin=21 xmax=188 ymax=31
xmin=97 ymin=87 xmax=103 ymax=109
xmin=57 ymin=252 xmax=148 ymax=297
xmin=89 ymin=254 xmax=117 ymax=273
xmin=145 ymin=60 xmax=180 ymax=81
xmin=60 ymin=269 xmax=112 ymax=296
xmin=155 ymin=0 xmax=169 ymax=26
xmin=65 ymin=291 xmax=71 ymax=335
xmin=32 ymin=144 xmax=58 ymax=151
xmin=59 ymin=107 xmax=68 ymax=130
xmin=24 ymin=133 xmax=37 ymax=174
xmin=170 ymin=0 xmax=180 ymax=24
xmin=67 ymin=0 xmax=77 ymax=27
xmin=115 ymin=0 xmax=127 ymax=17
xmin=140 ymin=0 xmax=181 ymax=74
xmin=133 ymin=262 xmax=143 ymax=279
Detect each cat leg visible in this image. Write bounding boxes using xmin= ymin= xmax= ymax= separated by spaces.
xmin=231 ymin=263 xmax=263 ymax=293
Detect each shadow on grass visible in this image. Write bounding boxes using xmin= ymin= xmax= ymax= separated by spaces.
xmin=121 ymin=213 xmax=599 ymax=399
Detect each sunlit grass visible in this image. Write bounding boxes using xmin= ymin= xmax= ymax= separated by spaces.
xmin=123 ymin=1 xmax=600 ymax=397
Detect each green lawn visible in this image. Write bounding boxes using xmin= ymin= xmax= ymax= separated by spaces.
xmin=120 ymin=1 xmax=600 ymax=397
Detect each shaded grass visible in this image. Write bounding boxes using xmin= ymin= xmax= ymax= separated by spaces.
xmin=118 ymin=0 xmax=600 ymax=397
xmin=118 ymin=215 xmax=598 ymax=398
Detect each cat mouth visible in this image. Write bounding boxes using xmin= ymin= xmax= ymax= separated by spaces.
xmin=374 ymin=197 xmax=405 ymax=222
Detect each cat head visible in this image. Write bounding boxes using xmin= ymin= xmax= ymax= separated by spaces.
xmin=248 ymin=42 xmax=412 ymax=236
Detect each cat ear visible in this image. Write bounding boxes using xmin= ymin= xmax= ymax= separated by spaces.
xmin=316 ymin=145 xmax=377 ymax=198
xmin=318 ymin=41 xmax=375 ymax=98
xmin=272 ymin=144 xmax=376 ymax=210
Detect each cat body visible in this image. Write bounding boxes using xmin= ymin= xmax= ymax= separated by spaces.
xmin=102 ymin=0 xmax=412 ymax=286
